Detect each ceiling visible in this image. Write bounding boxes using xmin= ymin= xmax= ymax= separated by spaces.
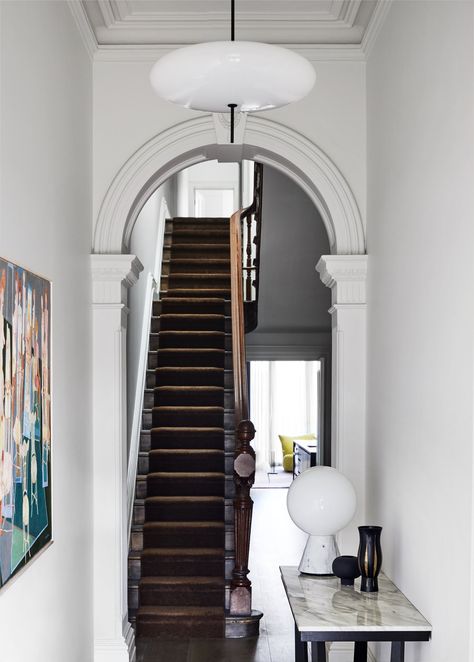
xmin=81 ymin=0 xmax=381 ymax=46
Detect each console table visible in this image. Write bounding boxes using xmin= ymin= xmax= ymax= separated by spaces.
xmin=280 ymin=566 xmax=431 ymax=662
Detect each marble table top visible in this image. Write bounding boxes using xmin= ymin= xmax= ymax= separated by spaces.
xmin=280 ymin=566 xmax=432 ymax=633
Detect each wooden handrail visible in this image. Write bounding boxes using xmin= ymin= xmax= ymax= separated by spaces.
xmin=230 ymin=210 xmax=249 ymax=423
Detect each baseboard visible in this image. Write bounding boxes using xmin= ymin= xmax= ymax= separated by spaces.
xmin=94 ymin=623 xmax=136 ymax=662
xmin=327 ymin=642 xmax=376 ymax=661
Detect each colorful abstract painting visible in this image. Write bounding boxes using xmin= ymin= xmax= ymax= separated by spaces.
xmin=0 ymin=258 xmax=51 ymax=588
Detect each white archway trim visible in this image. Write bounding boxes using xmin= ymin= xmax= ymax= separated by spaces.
xmin=93 ymin=115 xmax=365 ymax=255
xmin=244 ymin=117 xmax=365 ymax=254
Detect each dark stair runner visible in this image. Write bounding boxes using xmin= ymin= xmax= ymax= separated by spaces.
xmin=129 ymin=217 xmax=234 ymax=638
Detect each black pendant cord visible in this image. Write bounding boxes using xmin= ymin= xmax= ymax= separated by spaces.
xmin=231 ymin=0 xmax=235 ymax=41
xmin=228 ymin=0 xmax=236 ymax=143
xmin=228 ymin=104 xmax=237 ymax=143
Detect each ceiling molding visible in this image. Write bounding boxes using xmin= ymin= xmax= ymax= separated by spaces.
xmin=83 ymin=0 xmax=379 ymax=47
xmin=93 ymin=43 xmax=366 ymax=62
xmin=70 ymin=0 xmax=391 ymax=62
xmin=360 ymin=0 xmax=393 ymax=57
xmin=68 ymin=1 xmax=98 ymax=59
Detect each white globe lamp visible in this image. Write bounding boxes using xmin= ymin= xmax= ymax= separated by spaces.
xmin=287 ymin=466 xmax=357 ymax=575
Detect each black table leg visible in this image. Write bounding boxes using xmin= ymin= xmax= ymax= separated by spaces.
xmin=390 ymin=642 xmax=405 ymax=662
xmin=295 ymin=625 xmax=308 ymax=662
xmin=354 ymin=641 xmax=367 ymax=662
xmin=311 ymin=642 xmax=327 ymax=662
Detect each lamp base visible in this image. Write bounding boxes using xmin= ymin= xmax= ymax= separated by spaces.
xmin=298 ymin=535 xmax=340 ymax=575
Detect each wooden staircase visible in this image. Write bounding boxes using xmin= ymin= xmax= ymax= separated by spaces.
xmin=129 ymin=217 xmax=235 ymax=638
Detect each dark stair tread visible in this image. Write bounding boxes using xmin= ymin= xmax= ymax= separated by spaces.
xmin=161 ymin=297 xmax=226 ymax=304
xmin=145 ymin=496 xmax=224 ymax=504
xmin=151 ymin=426 xmax=224 ymax=433
xmin=158 ymin=330 xmax=226 ymax=337
xmin=167 ymin=273 xmax=230 ymax=279
xmin=147 ymin=472 xmax=225 ymax=479
xmin=169 ymin=242 xmax=229 ymax=248
xmin=154 ymin=386 xmax=224 ymax=392
xmin=140 ymin=576 xmax=224 ymax=587
xmin=138 ymin=605 xmax=223 ymax=617
xmin=141 ymin=547 xmax=225 ymax=558
xmin=171 ymin=216 xmax=228 ymax=222
xmin=162 ymin=289 xmax=231 ymax=296
xmin=170 ymin=227 xmax=229 ymax=235
xmin=150 ymin=449 xmax=224 ymax=456
xmin=157 ymin=348 xmax=225 ymax=354
xmin=159 ymin=313 xmax=226 ymax=319
xmin=165 ymin=259 xmax=231 ymax=265
xmin=152 ymin=406 xmax=224 ymax=411
xmin=155 ymin=367 xmax=225 ymax=373
xmin=143 ymin=521 xmax=225 ymax=530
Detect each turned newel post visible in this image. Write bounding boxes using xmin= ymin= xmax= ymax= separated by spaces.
xmin=230 ymin=419 xmax=256 ymax=615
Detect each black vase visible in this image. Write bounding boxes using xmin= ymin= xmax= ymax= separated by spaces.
xmin=332 ymin=555 xmax=361 ymax=586
xmin=357 ymin=526 xmax=382 ymax=592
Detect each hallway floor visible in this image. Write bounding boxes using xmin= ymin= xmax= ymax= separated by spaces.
xmin=136 ymin=488 xmax=306 ymax=662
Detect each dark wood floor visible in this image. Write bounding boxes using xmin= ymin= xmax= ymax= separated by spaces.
xmin=137 ymin=487 xmax=307 ymax=662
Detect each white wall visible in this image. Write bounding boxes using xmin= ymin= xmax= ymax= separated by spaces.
xmin=0 ymin=3 xmax=93 ymax=661
xmin=366 ymin=2 xmax=474 ymax=661
xmin=247 ymin=166 xmax=331 ymax=351
xmin=128 ymin=178 xmax=176 ymax=444
xmin=93 ymin=59 xmax=366 ymax=239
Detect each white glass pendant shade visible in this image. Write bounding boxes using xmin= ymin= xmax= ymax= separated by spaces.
xmin=287 ymin=466 xmax=356 ymax=536
xmin=150 ymin=41 xmax=316 ymax=113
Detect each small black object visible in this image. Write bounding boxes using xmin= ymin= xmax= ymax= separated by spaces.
xmin=332 ymin=555 xmax=360 ymax=586
xmin=358 ymin=525 xmax=383 ymax=592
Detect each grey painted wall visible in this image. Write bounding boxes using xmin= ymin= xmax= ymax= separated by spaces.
xmin=247 ymin=165 xmax=331 ymax=353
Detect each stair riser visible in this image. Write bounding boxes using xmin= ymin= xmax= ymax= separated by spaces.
xmin=137 ymin=616 xmax=224 ymax=639
xmin=131 ymin=526 xmax=229 ymax=551
xmin=145 ymin=501 xmax=224 ymax=522
xmin=153 ymin=333 xmax=228 ymax=351
xmin=142 ymin=557 xmax=224 ymax=578
xmin=162 ymin=289 xmax=231 ymax=299
xmin=154 ymin=351 xmax=226 ymax=369
xmin=152 ymin=389 xmax=226 ymax=408
xmin=146 ymin=431 xmax=233 ymax=452
xmin=146 ymin=477 xmax=225 ymax=498
xmin=149 ymin=430 xmax=225 ymax=451
xmin=167 ymin=232 xmax=230 ymax=246
xmin=139 ymin=586 xmax=224 ymax=607
xmin=157 ymin=315 xmax=228 ymax=333
xmin=148 ymin=453 xmax=224 ymax=473
xmin=154 ymin=299 xmax=229 ymax=316
xmin=137 ymin=477 xmax=234 ymax=500
xmin=168 ymin=261 xmax=231 ymax=275
xmin=151 ymin=409 xmax=224 ymax=428
xmin=152 ymin=368 xmax=230 ymax=387
xmin=143 ymin=529 xmax=225 ymax=549
xmin=165 ymin=245 xmax=230 ymax=259
xmin=166 ymin=276 xmax=231 ymax=291
xmin=171 ymin=220 xmax=229 ymax=231
xmin=144 ymin=409 xmax=233 ymax=429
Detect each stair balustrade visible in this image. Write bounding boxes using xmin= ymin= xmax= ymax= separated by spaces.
xmin=228 ymin=163 xmax=263 ymax=616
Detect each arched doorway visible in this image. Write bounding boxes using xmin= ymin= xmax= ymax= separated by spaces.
xmin=90 ymin=115 xmax=367 ymax=662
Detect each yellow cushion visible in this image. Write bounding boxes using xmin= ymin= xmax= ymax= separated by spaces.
xmin=278 ymin=433 xmax=317 ymax=472
xmin=282 ymin=454 xmax=294 ymax=472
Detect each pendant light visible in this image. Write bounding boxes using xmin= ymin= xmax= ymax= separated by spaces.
xmin=150 ymin=0 xmax=316 ymax=143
